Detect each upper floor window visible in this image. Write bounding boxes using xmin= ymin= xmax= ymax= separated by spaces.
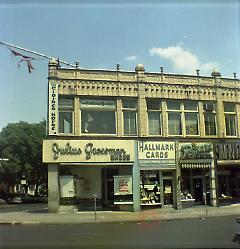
xmin=122 ymin=99 xmax=137 ymax=135
xmin=58 ymin=97 xmax=74 ymax=134
xmin=80 ymin=99 xmax=116 ymax=134
xmin=167 ymin=100 xmax=199 ymax=136
xmin=203 ymin=102 xmax=216 ymax=136
xmin=224 ymin=103 xmax=237 ymax=136
xmin=147 ymin=100 xmax=161 ymax=135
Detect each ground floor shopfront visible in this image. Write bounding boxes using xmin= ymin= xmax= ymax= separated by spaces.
xmin=216 ymin=142 xmax=240 ymax=205
xmin=43 ymin=139 xmax=240 ymax=212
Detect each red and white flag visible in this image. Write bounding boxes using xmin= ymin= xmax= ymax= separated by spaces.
xmin=9 ymin=48 xmax=35 ymax=73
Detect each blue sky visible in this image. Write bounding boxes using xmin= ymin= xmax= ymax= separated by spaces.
xmin=0 ymin=0 xmax=239 ymax=131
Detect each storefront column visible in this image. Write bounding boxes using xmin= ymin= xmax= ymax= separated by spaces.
xmin=236 ymin=104 xmax=240 ymax=137
xmin=161 ymin=101 xmax=168 ymax=137
xmin=133 ymin=140 xmax=140 ymax=212
xmin=198 ymin=102 xmax=205 ymax=137
xmin=210 ymin=160 xmax=217 ymax=207
xmin=48 ymin=164 xmax=60 ymax=213
xmin=216 ymin=90 xmax=225 ymax=137
xmin=116 ymin=98 xmax=123 ymax=137
xmin=74 ymin=97 xmax=80 ymax=135
xmin=159 ymin=171 xmax=164 ymax=208
xmin=175 ymin=142 xmax=182 ymax=210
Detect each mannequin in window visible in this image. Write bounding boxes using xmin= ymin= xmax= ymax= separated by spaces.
xmin=84 ymin=114 xmax=94 ymax=133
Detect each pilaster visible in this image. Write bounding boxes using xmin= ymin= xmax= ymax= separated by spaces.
xmin=48 ymin=164 xmax=60 ymax=213
xmin=132 ymin=140 xmax=140 ymax=212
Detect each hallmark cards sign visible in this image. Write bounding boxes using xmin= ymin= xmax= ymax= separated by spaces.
xmin=138 ymin=141 xmax=176 ymax=166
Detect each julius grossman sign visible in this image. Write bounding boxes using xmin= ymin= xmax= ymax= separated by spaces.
xmin=43 ymin=140 xmax=134 ymax=163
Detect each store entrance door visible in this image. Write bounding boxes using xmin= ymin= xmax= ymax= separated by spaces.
xmin=193 ymin=178 xmax=203 ymax=203
xmin=163 ymin=178 xmax=173 ymax=205
xmin=102 ymin=168 xmax=118 ymax=207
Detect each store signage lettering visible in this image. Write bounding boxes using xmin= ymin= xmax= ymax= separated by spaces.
xmin=139 ymin=142 xmax=175 ymax=159
xmin=52 ymin=143 xmax=82 ymax=160
xmin=49 ymin=82 xmax=58 ymax=135
xmin=80 ymin=99 xmax=116 ymax=109
xmin=180 ymin=143 xmax=213 ymax=160
xmin=85 ymin=143 xmax=130 ymax=161
xmin=51 ymin=142 xmax=130 ymax=161
xmin=216 ymin=143 xmax=240 ymax=161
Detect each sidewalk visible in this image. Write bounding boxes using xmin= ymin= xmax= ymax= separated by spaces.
xmin=0 ymin=204 xmax=239 ymax=225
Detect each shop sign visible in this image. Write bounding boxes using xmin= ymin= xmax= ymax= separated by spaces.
xmin=114 ymin=176 xmax=132 ymax=195
xmin=138 ymin=141 xmax=176 ymax=165
xmin=216 ymin=143 xmax=240 ymax=161
xmin=48 ymin=82 xmax=58 ymax=135
xmin=43 ymin=140 xmax=134 ymax=163
xmin=180 ymin=143 xmax=213 ymax=161
xmin=80 ymin=99 xmax=116 ymax=110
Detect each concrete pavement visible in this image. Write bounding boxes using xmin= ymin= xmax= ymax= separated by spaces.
xmin=0 ymin=203 xmax=239 ymax=225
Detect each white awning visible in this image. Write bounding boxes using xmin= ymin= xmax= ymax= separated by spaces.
xmin=181 ymin=163 xmax=211 ymax=169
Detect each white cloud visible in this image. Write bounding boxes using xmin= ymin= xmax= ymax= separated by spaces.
xmin=125 ymin=55 xmax=137 ymax=61
xmin=149 ymin=45 xmax=219 ymax=75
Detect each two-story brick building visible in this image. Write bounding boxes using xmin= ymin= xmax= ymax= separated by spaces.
xmin=43 ymin=59 xmax=240 ymax=212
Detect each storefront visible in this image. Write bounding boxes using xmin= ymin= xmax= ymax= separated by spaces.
xmin=216 ymin=142 xmax=240 ymax=205
xmin=179 ymin=143 xmax=216 ymax=207
xmin=43 ymin=139 xmax=135 ymax=212
xmin=138 ymin=141 xmax=177 ymax=208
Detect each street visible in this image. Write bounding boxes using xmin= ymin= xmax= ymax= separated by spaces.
xmin=0 ymin=215 xmax=239 ymax=249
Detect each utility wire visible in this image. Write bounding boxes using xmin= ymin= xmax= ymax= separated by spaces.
xmin=0 ymin=40 xmax=79 ymax=68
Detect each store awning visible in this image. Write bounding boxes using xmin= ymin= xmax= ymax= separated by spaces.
xmin=181 ymin=163 xmax=211 ymax=169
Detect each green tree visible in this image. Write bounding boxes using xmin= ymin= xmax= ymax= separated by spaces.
xmin=0 ymin=121 xmax=47 ymax=196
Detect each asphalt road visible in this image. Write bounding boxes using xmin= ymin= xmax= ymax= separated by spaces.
xmin=0 ymin=215 xmax=239 ymax=249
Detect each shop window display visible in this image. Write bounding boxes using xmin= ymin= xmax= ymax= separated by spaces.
xmin=140 ymin=171 xmax=160 ymax=205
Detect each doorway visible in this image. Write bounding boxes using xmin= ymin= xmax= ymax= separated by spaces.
xmin=163 ymin=178 xmax=173 ymax=205
xmin=193 ymin=178 xmax=203 ymax=203
xmin=102 ymin=168 xmax=118 ymax=207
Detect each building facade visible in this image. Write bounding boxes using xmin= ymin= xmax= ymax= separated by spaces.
xmin=43 ymin=60 xmax=240 ymax=212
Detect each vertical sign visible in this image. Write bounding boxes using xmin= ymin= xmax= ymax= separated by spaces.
xmin=48 ymin=82 xmax=58 ymax=135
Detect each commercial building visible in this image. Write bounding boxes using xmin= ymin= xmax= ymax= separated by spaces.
xmin=43 ymin=60 xmax=240 ymax=212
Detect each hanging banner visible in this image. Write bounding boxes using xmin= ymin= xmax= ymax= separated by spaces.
xmin=114 ymin=176 xmax=133 ymax=195
xmin=48 ymin=82 xmax=58 ymax=135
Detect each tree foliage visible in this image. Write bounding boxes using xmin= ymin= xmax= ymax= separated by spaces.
xmin=0 ymin=121 xmax=47 ymax=195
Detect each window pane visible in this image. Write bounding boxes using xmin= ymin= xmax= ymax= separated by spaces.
xmin=123 ymin=111 xmax=137 ymax=135
xmin=168 ymin=112 xmax=182 ymax=135
xmin=59 ymin=111 xmax=73 ymax=133
xmin=147 ymin=101 xmax=160 ymax=110
xmin=59 ymin=98 xmax=74 ymax=108
xmin=225 ymin=114 xmax=236 ymax=136
xmin=122 ymin=100 xmax=137 ymax=109
xmin=203 ymin=102 xmax=215 ymax=112
xmin=224 ymin=103 xmax=235 ymax=112
xmin=204 ymin=113 xmax=216 ymax=135
xmin=148 ymin=112 xmax=161 ymax=135
xmin=81 ymin=111 xmax=116 ymax=134
xmin=167 ymin=101 xmax=181 ymax=110
xmin=185 ymin=113 xmax=199 ymax=135
xmin=184 ymin=101 xmax=198 ymax=111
